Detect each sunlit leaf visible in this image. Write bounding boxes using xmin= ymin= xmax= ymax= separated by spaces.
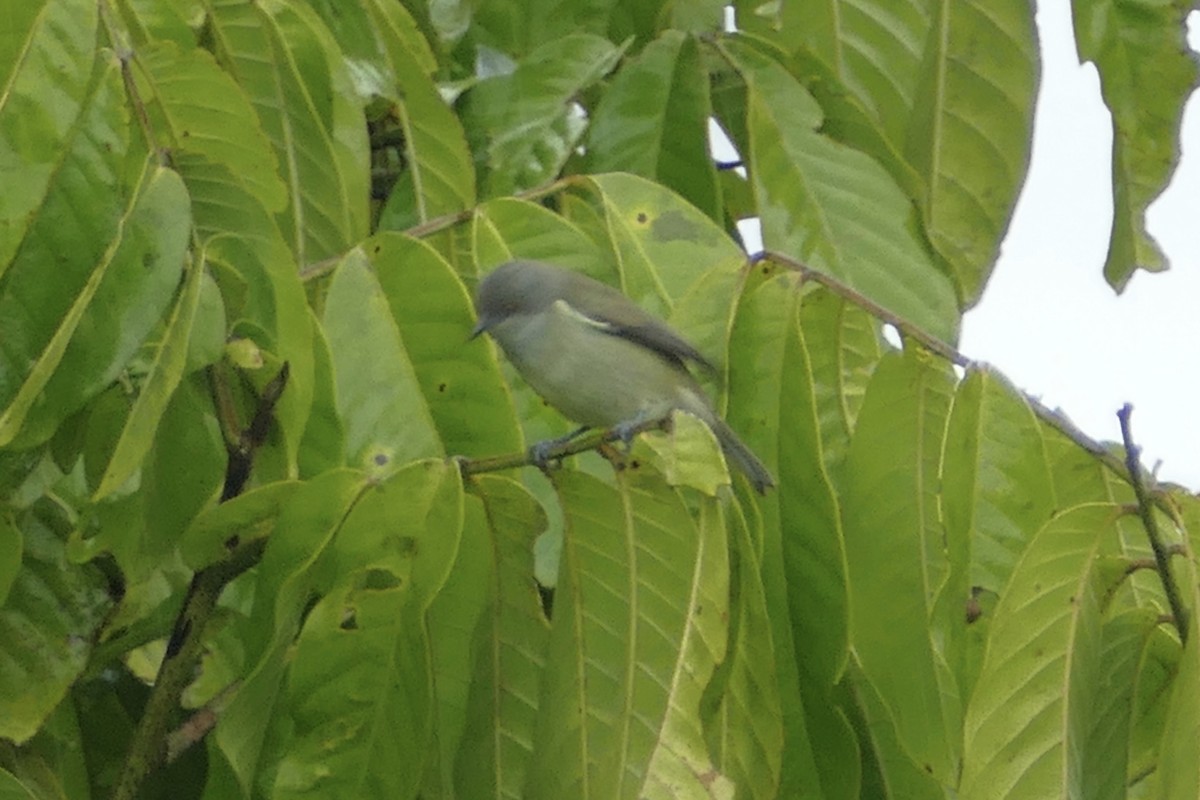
xmin=961 ymin=503 xmax=1120 ymax=798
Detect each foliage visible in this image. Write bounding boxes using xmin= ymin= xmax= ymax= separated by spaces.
xmin=0 ymin=1 xmax=1197 ymax=798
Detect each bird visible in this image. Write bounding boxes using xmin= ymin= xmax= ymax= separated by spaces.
xmin=471 ymin=260 xmax=774 ymax=493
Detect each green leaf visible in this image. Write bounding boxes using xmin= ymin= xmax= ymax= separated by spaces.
xmin=722 ymin=38 xmax=961 ymax=344
xmin=526 ymin=471 xmax=732 ymax=798
xmin=1081 ymin=608 xmax=1160 ymax=800
xmin=371 ymin=0 xmax=476 ymax=230
xmin=960 ymin=503 xmax=1120 ymax=799
xmin=141 ymin=375 xmax=225 ymax=553
xmin=0 ymin=510 xmax=111 ymax=744
xmin=940 ymin=367 xmax=1056 ymax=698
xmin=368 ymin=234 xmax=521 ymax=458
xmin=461 ymin=33 xmax=625 ymax=195
xmin=1154 ymin=495 xmax=1200 ymax=798
xmin=206 ymin=0 xmax=368 ymax=265
xmin=703 ymin=502 xmax=784 ymax=800
xmin=136 ymin=39 xmax=287 ymax=214
xmin=1122 ymin=624 xmax=1178 ymax=794
xmin=577 ymin=172 xmax=746 ymax=315
xmin=177 ymin=152 xmax=315 ymax=468
xmin=906 ymin=1 xmax=1039 ymax=305
xmin=586 ymin=31 xmax=722 ymax=222
xmin=454 ymin=476 xmax=551 ymax=798
xmin=471 ymin=0 xmax=619 ymax=57
xmin=732 ymin=0 xmax=931 ymax=147
xmin=724 ymin=269 xmax=847 ymax=797
xmin=797 ymin=286 xmax=883 ymax=483
xmin=1072 ymin=0 xmax=1199 ymax=290
xmin=0 ymin=0 xmax=98 ymax=273
xmin=180 ymin=480 xmax=301 ymax=570
xmin=942 ymin=367 xmax=1055 ymax=594
xmin=322 ymin=248 xmax=443 ymax=467
xmin=114 ymin=0 xmax=197 ymax=48
xmin=0 ymin=768 xmax=37 ymax=800
xmin=843 ymin=658 xmax=945 ymax=800
xmin=0 ymin=514 xmax=20 ymax=606
xmin=841 ymin=348 xmax=959 ymax=783
xmin=303 ymin=0 xmax=395 ymax=102
xmin=779 ymin=297 xmax=850 ymax=689
xmin=422 ymin=497 xmax=495 ymax=795
xmin=273 ymin=461 xmax=462 ymax=799
xmin=296 ymin=314 xmax=345 ymax=477
xmin=92 ymin=252 xmax=208 ymax=500
xmin=472 ymin=196 xmax=613 ymax=279
xmin=0 ymin=162 xmax=190 ymax=449
xmin=215 ymin=468 xmax=367 ymax=797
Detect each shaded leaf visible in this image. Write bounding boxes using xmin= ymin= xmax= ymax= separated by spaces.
xmin=461 ymin=34 xmax=625 ymax=195
xmin=454 ymin=476 xmax=551 ymax=799
xmin=0 ymin=510 xmax=111 ymax=743
xmin=372 ymin=0 xmax=476 ymax=230
xmin=0 ymin=163 xmax=190 ymax=449
xmin=587 ymin=31 xmax=721 ymax=222
xmin=206 ymin=0 xmax=368 ymax=265
xmin=0 ymin=0 xmax=99 ymax=273
xmin=273 ymin=461 xmax=462 ymax=799
xmin=92 ymin=253 xmax=209 ymax=500
xmin=215 ymin=468 xmax=367 ymax=797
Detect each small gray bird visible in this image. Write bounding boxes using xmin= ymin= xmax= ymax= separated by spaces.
xmin=471 ymin=260 xmax=774 ymax=493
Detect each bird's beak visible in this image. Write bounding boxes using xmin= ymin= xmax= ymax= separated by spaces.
xmin=469 ymin=316 xmax=489 ymax=340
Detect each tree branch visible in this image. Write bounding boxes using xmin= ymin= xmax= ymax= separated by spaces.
xmin=113 ymin=364 xmax=289 ymax=800
xmin=1117 ymin=404 xmax=1189 ymax=643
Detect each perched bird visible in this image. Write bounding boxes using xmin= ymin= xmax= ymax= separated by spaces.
xmin=471 ymin=260 xmax=774 ymax=493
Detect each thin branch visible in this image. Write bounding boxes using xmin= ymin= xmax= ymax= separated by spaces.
xmin=759 ymin=250 xmax=1145 ymax=492
xmin=1117 ymin=404 xmax=1189 ymax=643
xmin=165 ymin=680 xmax=241 ymax=765
xmin=760 ymin=250 xmax=969 ymax=367
xmin=456 ymin=417 xmax=671 ymax=479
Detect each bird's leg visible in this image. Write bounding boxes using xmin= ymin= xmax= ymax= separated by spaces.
xmin=528 ymin=425 xmax=590 ymax=469
xmin=610 ymin=409 xmax=656 ymax=452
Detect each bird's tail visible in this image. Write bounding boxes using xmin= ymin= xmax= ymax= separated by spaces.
xmin=709 ymin=415 xmax=775 ymax=494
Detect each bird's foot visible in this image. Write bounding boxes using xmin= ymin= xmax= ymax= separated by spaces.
xmin=527 ymin=426 xmax=590 ymax=472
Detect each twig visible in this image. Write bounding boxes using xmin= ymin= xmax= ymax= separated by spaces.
xmin=456 ymin=417 xmax=671 ymax=479
xmin=1117 ymin=404 xmax=1189 ymax=643
xmin=298 ymin=177 xmax=574 ymax=282
xmin=113 ymin=364 xmax=289 ymax=800
xmin=165 ymin=680 xmax=241 ymax=764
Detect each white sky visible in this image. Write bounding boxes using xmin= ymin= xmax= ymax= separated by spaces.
xmin=962 ymin=5 xmax=1200 ymax=489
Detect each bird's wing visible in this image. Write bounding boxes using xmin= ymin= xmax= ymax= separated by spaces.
xmin=554 ymin=276 xmax=715 ymax=371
